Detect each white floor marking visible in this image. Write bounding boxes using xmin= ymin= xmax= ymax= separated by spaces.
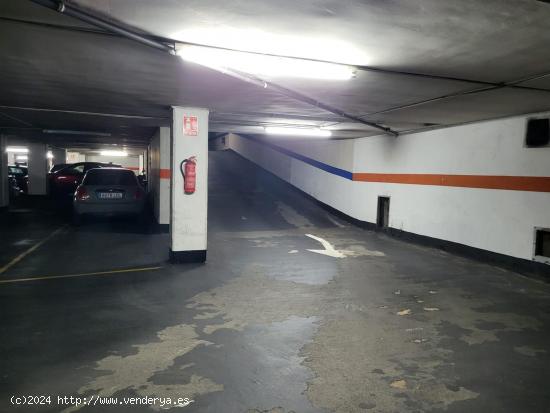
xmin=305 ymin=234 xmax=346 ymax=258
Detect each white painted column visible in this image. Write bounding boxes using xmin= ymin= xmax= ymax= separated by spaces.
xmin=0 ymin=135 xmax=8 ymax=208
xmin=27 ymin=143 xmax=48 ymax=195
xmin=170 ymin=107 xmax=209 ymax=263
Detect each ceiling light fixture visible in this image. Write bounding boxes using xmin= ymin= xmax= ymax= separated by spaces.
xmin=177 ymin=45 xmax=355 ymax=81
xmin=15 ymin=155 xmax=28 ymax=161
xmin=100 ymin=150 xmax=128 ymax=157
xmin=6 ymin=147 xmax=29 ymax=153
xmin=264 ymin=126 xmax=332 ymax=137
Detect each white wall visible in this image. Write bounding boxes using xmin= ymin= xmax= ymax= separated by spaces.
xmin=227 ymin=112 xmax=550 ymax=261
xmin=85 ymin=155 xmax=140 ymax=173
xmin=66 ymin=152 xmax=85 ymax=163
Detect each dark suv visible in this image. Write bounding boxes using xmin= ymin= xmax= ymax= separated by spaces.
xmin=48 ymin=162 xmax=121 ymax=197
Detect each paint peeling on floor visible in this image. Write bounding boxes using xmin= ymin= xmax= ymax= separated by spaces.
xmin=246 ymin=408 xmax=296 ymax=413
xmin=390 ymin=379 xmax=407 ymax=389
xmin=301 ymin=315 xmax=480 ymax=413
xmin=62 ymin=324 xmax=223 ymax=413
xmin=514 ymin=346 xmax=547 ymax=357
xmin=187 ymin=267 xmax=323 ymax=335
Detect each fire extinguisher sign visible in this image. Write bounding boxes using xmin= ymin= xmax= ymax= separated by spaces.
xmin=183 ymin=115 xmax=198 ymax=136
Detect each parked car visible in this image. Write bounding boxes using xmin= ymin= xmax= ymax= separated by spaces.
xmin=8 ymin=165 xmax=28 ymax=193
xmin=7 ymin=175 xmax=22 ymax=200
xmin=73 ymin=168 xmax=145 ymax=224
xmin=49 ymin=163 xmax=69 ymax=173
xmin=48 ymin=162 xmax=121 ymax=197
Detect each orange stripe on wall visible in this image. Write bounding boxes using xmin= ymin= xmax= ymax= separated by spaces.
xmin=159 ymin=169 xmax=171 ymax=179
xmin=352 ymin=173 xmax=550 ymax=192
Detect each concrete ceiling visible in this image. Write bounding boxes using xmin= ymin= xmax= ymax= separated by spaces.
xmin=1 ymin=0 xmax=550 ymax=148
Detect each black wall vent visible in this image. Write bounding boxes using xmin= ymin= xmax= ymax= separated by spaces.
xmin=535 ymin=229 xmax=550 ymax=259
xmin=377 ymin=196 xmax=390 ymax=229
xmin=525 ymin=118 xmax=550 ymax=147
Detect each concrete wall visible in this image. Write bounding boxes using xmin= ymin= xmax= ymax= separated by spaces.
xmin=85 ymin=155 xmax=140 ymax=173
xmin=66 ymin=152 xmax=85 ymax=163
xmin=227 ymin=112 xmax=550 ymax=262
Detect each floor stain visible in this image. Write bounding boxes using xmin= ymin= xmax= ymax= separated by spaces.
xmin=63 ymin=324 xmax=222 ymax=412
xmin=277 ymin=202 xmax=314 ymax=228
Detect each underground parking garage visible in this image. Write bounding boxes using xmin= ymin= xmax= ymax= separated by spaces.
xmin=1 ymin=0 xmax=550 ymax=412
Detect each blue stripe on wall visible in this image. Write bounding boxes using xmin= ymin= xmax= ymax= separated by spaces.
xmin=240 ymin=135 xmax=353 ymax=180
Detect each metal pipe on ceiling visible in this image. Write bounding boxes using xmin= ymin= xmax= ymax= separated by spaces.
xmin=209 ymin=67 xmax=399 ymax=136
xmin=28 ymin=0 xmax=174 ymax=53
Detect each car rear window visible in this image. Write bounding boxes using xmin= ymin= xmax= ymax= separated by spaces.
xmin=83 ymin=169 xmax=137 ymax=186
xmin=9 ymin=167 xmax=25 ymax=176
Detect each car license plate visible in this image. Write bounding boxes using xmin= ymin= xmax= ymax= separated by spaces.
xmin=98 ymin=192 xmax=123 ymax=199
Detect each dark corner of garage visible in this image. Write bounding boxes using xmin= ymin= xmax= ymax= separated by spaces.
xmin=1 ymin=1 xmax=550 ymax=412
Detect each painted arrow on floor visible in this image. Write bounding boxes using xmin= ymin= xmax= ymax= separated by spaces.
xmin=305 ymin=234 xmax=346 ymax=258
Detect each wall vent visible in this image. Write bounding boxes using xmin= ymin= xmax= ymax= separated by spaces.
xmin=534 ymin=228 xmax=550 ymax=263
xmin=525 ymin=118 xmax=550 ymax=147
xmin=377 ymin=196 xmax=390 ymax=229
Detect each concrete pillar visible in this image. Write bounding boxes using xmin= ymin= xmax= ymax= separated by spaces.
xmin=150 ymin=127 xmax=171 ymax=226
xmin=138 ymin=155 xmax=143 ymax=173
xmin=27 ymin=143 xmax=48 ymax=195
xmin=158 ymin=127 xmax=170 ymax=225
xmin=50 ymin=147 xmax=66 ymax=166
xmin=170 ymin=107 xmax=209 ymax=263
xmin=0 ymin=135 xmax=8 ymax=209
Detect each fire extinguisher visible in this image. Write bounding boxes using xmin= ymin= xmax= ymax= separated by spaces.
xmin=180 ymin=156 xmax=197 ymax=194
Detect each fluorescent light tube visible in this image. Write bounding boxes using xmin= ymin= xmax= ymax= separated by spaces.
xmin=6 ymin=147 xmax=29 ymax=153
xmin=177 ymin=45 xmax=355 ymax=80
xmin=100 ymin=150 xmax=127 ymax=157
xmin=264 ymin=127 xmax=332 ymax=137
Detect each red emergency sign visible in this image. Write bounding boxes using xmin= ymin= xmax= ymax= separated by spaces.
xmin=183 ymin=115 xmax=198 ymax=136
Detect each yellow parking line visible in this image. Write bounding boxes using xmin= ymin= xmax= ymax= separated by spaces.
xmin=0 ymin=266 xmax=163 ymax=284
xmin=0 ymin=225 xmax=68 ymax=275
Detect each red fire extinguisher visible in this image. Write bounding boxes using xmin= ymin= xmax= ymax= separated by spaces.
xmin=180 ymin=156 xmax=197 ymax=194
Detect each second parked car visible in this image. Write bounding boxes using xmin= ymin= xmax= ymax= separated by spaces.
xmin=48 ymin=162 xmax=121 ymax=198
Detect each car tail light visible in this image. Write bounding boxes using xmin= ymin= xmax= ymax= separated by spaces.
xmin=76 ymin=187 xmax=90 ymax=201
xmin=134 ymin=189 xmax=142 ymax=200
